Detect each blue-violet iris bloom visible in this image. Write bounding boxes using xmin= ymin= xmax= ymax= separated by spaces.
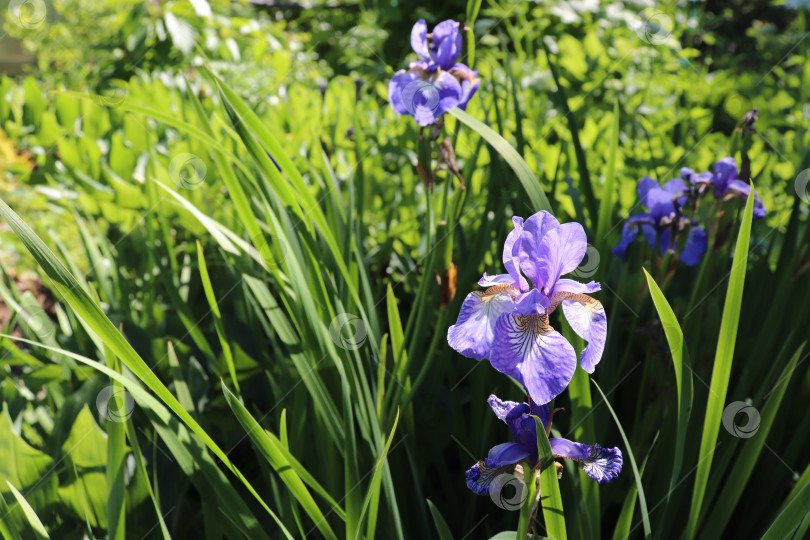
xmin=447 ymin=211 xmax=607 ymax=405
xmin=685 ymin=157 xmax=766 ymax=219
xmin=389 ymin=19 xmax=481 ymax=126
xmin=466 ymin=395 xmax=622 ymax=496
xmin=612 ymin=176 xmax=708 ymax=266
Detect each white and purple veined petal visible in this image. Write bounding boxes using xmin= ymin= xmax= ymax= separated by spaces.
xmin=489 ymin=313 xmax=578 ymax=405
xmin=550 ymin=439 xmax=623 ymax=484
xmin=465 ymin=446 xmax=529 ymax=497
xmin=561 ymin=295 xmax=607 ymax=373
xmin=447 ymin=286 xmax=517 ymax=360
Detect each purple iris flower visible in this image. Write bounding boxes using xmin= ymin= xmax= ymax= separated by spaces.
xmin=465 ymin=395 xmax=623 ymax=496
xmin=611 ymin=176 xmax=707 ymax=266
xmin=388 ymin=19 xmax=481 ymax=126
xmin=687 ymin=157 xmax=766 ymax=219
xmin=447 ymin=211 xmax=607 ymax=405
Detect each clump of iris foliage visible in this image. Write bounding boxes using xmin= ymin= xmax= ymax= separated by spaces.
xmin=1 ymin=0 xmax=810 ymax=539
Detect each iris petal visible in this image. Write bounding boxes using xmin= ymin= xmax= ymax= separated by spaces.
xmin=388 ymin=70 xmax=419 ymax=116
xmin=465 ymin=459 xmax=522 ymax=497
xmin=637 ymin=176 xmax=660 ymax=207
xmin=489 ymin=313 xmax=578 ymax=404
xmin=536 ymin=222 xmax=588 ymax=293
xmin=518 ymin=211 xmax=560 ymax=290
xmin=447 ymin=287 xmax=516 ymax=360
xmin=612 ymin=223 xmax=638 ymax=260
xmin=680 ymin=227 xmax=707 ymax=266
xmin=549 ymin=440 xmax=623 ymax=484
xmin=503 ymin=216 xmax=528 ymax=291
xmin=450 ymin=63 xmax=481 ymax=111
xmin=550 ymin=437 xmax=592 ymax=461
xmin=487 ymin=442 xmax=532 ymax=467
xmin=410 ymin=19 xmax=429 ymax=58
xmin=581 ymin=444 xmax=623 ymax=484
xmin=561 ymin=296 xmax=607 ymax=373
xmin=487 ymin=395 xmax=523 ymax=421
xmin=430 ymin=20 xmax=462 ymax=69
xmin=712 ymin=157 xmax=738 ymax=195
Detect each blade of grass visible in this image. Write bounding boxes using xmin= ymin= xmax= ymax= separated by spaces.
xmin=222 ymin=383 xmax=339 ymax=540
xmin=700 ymin=343 xmax=806 ymax=539
xmin=591 ymin=380 xmax=651 ymax=538
xmin=760 ymin=483 xmax=810 ymax=540
xmin=642 ymin=269 xmax=693 ymax=496
xmin=196 ymin=242 xmax=239 ymax=393
xmin=448 ymin=108 xmax=552 ymax=213
xmin=5 ymin=481 xmax=49 ymax=540
xmin=0 ymin=197 xmax=293 ymax=538
xmin=427 ymin=499 xmax=454 ymax=540
xmin=685 ymin=185 xmax=756 ymax=539
xmin=534 ymin=416 xmax=567 ymax=540
xmin=596 ymin=101 xmax=619 ymax=254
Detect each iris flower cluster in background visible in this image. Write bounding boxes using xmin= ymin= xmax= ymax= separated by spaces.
xmin=388 ymin=20 xmax=480 ymax=126
xmin=612 ymin=157 xmax=765 ymax=265
xmin=447 ymin=211 xmax=622 ymax=497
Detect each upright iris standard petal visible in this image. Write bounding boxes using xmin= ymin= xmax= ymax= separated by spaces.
xmin=503 ymin=216 xmax=528 ymax=291
xmin=489 ymin=314 xmax=577 ymax=405
xmin=487 ymin=394 xmax=523 ymax=421
xmin=518 ymin=211 xmax=561 ymax=290
xmin=410 ymin=19 xmax=429 ymax=58
xmin=664 ymin=177 xmax=689 ymax=206
xmin=430 ymin=20 xmax=462 ymax=69
xmin=712 ymin=157 xmax=738 ymax=195
xmin=447 ymin=286 xmax=517 ymax=360
xmin=679 ymin=227 xmax=707 ymax=266
xmin=561 ymin=296 xmax=607 ymax=373
xmin=535 ymin=222 xmax=588 ymax=293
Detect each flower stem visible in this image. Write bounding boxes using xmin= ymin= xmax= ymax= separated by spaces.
xmin=516 ymin=465 xmax=537 ymax=540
